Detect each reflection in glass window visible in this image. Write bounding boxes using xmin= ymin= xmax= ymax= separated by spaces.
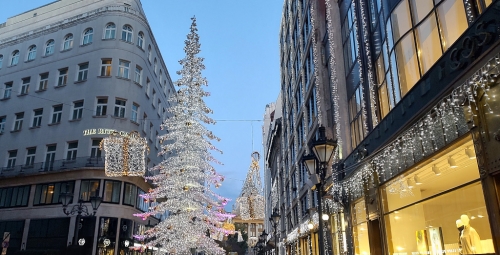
xmin=103 ymin=180 xmax=121 ymax=203
xmin=437 ymin=0 xmax=468 ymax=51
xmin=123 ymin=183 xmax=137 ymax=206
xmin=33 ymin=181 xmax=74 ymax=205
xmin=391 ymin=0 xmax=412 ymax=42
xmin=353 ymin=199 xmax=370 ymax=255
xmin=79 ymin=180 xmax=99 ymax=201
xmin=410 ymin=0 xmax=433 ymax=24
xmin=395 ymin=32 xmax=420 ymax=96
xmin=416 ymin=13 xmax=442 ymax=73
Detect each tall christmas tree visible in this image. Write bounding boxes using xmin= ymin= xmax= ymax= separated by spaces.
xmin=135 ymin=17 xmax=232 ymax=254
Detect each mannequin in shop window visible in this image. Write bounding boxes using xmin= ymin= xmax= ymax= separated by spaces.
xmin=459 ymin=214 xmax=482 ymax=254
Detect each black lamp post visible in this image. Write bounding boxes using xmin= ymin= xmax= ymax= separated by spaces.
xmin=60 ymin=190 xmax=102 ymax=247
xmin=269 ymin=209 xmax=280 ymax=255
xmin=302 ymin=126 xmax=337 ymax=255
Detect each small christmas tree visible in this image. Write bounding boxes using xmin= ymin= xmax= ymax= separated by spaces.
xmin=135 ymin=17 xmax=233 ymax=255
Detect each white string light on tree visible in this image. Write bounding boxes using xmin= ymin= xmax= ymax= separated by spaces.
xmin=234 ymin=152 xmax=265 ymax=220
xmin=134 ymin=17 xmax=233 ymax=255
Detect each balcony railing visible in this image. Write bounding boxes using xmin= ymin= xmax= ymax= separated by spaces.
xmin=0 ymin=156 xmax=105 ymax=178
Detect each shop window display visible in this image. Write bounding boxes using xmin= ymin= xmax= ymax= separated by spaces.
xmin=353 ymin=198 xmax=370 ymax=255
xmin=381 ymin=138 xmax=495 ymax=255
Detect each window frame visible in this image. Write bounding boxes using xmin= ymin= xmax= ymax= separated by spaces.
xmin=51 ymin=105 xmax=63 ymax=124
xmin=95 ymin=97 xmax=108 ymax=116
xmin=114 ymin=98 xmax=126 ymax=118
xmin=82 ymin=28 xmax=94 ymax=45
xmin=27 ymin=45 xmax=37 ymax=61
xmin=32 ymin=109 xmax=43 ymax=128
xmin=62 ymin=34 xmax=74 ymax=51
xmin=72 ymin=100 xmax=84 ymax=120
xmin=121 ymin=25 xmax=133 ymax=42
xmin=44 ymin=40 xmax=55 ymax=56
xmin=104 ymin=23 xmax=116 ymax=39
xmin=77 ymin=62 xmax=89 ymax=82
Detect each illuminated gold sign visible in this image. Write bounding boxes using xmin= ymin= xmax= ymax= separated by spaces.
xmin=83 ymin=128 xmax=128 ymax=136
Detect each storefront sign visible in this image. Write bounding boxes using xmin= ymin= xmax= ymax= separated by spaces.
xmin=83 ymin=128 xmax=127 ymax=136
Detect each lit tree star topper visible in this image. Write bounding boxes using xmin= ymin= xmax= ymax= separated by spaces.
xmin=134 ymin=17 xmax=233 ymax=254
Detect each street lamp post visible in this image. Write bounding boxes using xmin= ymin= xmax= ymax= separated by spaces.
xmin=269 ymin=209 xmax=280 ymax=255
xmin=59 ymin=190 xmax=102 ymax=247
xmin=302 ymin=126 xmax=337 ymax=255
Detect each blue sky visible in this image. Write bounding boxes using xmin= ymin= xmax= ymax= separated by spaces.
xmin=0 ymin=1 xmax=283 ymax=210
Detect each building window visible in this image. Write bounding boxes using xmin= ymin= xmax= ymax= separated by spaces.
xmin=104 ymin=23 xmax=116 ymax=39
xmin=146 ymin=78 xmax=150 ymax=97
xmin=154 ymin=58 xmax=158 ymax=74
xmin=349 ymin=86 xmax=365 ymax=149
xmin=118 ymin=60 xmax=130 ymax=79
xmin=25 ymin=147 xmax=36 ymax=166
xmin=0 ymin=185 xmax=30 ymax=208
xmin=38 ymin=73 xmax=49 ymax=91
xmin=82 ymin=28 xmax=93 ymax=45
xmin=134 ymin=65 xmax=142 ymax=84
xmin=6 ymin=150 xmax=17 ymax=168
xmin=33 ymin=181 xmax=74 ymax=205
xmin=136 ymin=188 xmax=148 ymax=212
xmin=80 ymin=180 xmax=100 ymax=201
xmin=10 ymin=50 xmax=19 ymax=66
xmin=142 ymin=113 xmax=147 ymax=133
xmin=57 ymin=68 xmax=68 ymax=86
xmin=44 ymin=144 xmax=56 ymax=171
xmin=0 ymin=116 xmax=5 ymax=134
xmin=155 ymin=131 xmax=159 ymax=149
xmin=131 ymin=103 xmax=139 ymax=123
xmin=66 ymin=141 xmax=78 ymax=160
xmin=77 ymin=62 xmax=89 ymax=81
xmin=13 ymin=112 xmax=23 ymax=131
xmin=27 ymin=45 xmax=37 ymax=61
xmin=121 ymin=25 xmax=133 ymax=42
xmin=32 ymin=109 xmax=43 ymax=128
xmin=72 ymin=100 xmax=84 ymax=120
xmin=137 ymin=32 xmax=144 ymax=48
xmin=159 ymin=70 xmax=163 ymax=84
xmin=20 ymin=77 xmax=30 ymax=95
xmin=100 ymin=59 xmax=112 ymax=76
xmin=157 ymin=101 xmax=162 ymax=116
xmin=90 ymin=138 xmax=102 ymax=158
xmin=152 ymin=89 xmax=157 ymax=108
xmin=149 ymin=123 xmax=154 ymax=141
xmin=103 ymin=180 xmax=121 ymax=203
xmin=51 ymin=105 xmax=62 ymax=124
xmin=114 ymin=99 xmax=126 ymax=118
xmin=62 ymin=34 xmax=73 ymax=50
xmin=0 ymin=55 xmax=3 ymax=68
xmin=44 ymin=40 xmax=55 ymax=56
xmin=95 ymin=98 xmax=108 ymax=116
xmin=3 ymin=82 xmax=12 ymax=99
xmin=123 ymin=183 xmax=137 ymax=206
xmin=148 ymin=45 xmax=152 ymax=62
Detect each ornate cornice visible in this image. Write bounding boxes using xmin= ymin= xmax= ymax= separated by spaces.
xmin=0 ymin=5 xmax=146 ymax=48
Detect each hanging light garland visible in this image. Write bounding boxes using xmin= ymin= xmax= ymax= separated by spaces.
xmin=100 ymin=131 xmax=149 ymax=177
xmin=331 ymin=52 xmax=500 ymax=201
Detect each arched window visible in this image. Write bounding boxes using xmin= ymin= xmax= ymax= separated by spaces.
xmin=159 ymin=69 xmax=163 ymax=84
xmin=148 ymin=45 xmax=152 ymax=62
xmin=137 ymin=32 xmax=144 ymax=48
xmin=121 ymin=25 xmax=133 ymax=42
xmin=82 ymin=28 xmax=93 ymax=45
xmin=44 ymin=40 xmax=55 ymax=56
xmin=154 ymin=58 xmax=157 ymax=74
xmin=27 ymin=45 xmax=37 ymax=61
xmin=10 ymin=50 xmax=19 ymax=66
xmin=104 ymin=23 xmax=116 ymax=39
xmin=0 ymin=55 xmax=3 ymax=68
xmin=62 ymin=34 xmax=73 ymax=50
